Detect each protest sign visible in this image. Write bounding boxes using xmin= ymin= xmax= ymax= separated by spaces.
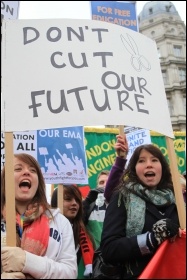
xmin=1 ymin=1 xmax=20 ymax=19
xmin=125 ymin=128 xmax=151 ymax=165
xmin=90 ymin=1 xmax=138 ymax=31
xmin=2 ymin=128 xmax=186 ymax=188
xmin=2 ymin=19 xmax=173 ymax=137
xmin=37 ymin=127 xmax=88 ymax=184
xmin=1 ymin=126 xmax=88 ymax=184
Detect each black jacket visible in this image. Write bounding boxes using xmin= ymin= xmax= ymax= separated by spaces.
xmin=83 ymin=188 xmax=104 ymax=225
xmin=100 ymin=191 xmax=179 ymax=279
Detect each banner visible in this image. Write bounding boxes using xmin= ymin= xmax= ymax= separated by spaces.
xmin=1 ymin=1 xmax=20 ymax=19
xmin=90 ymin=1 xmax=138 ymax=31
xmin=85 ymin=128 xmax=116 ymax=188
xmin=1 ymin=128 xmax=186 ymax=188
xmin=37 ymin=127 xmax=88 ymax=184
xmin=1 ymin=126 xmax=88 ymax=184
xmin=138 ymin=232 xmax=186 ymax=279
xmin=2 ymin=19 xmax=173 ymax=137
xmin=84 ymin=128 xmax=186 ymax=188
xmin=151 ymin=133 xmax=186 ymax=174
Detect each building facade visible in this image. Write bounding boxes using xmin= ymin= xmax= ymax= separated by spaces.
xmin=138 ymin=1 xmax=186 ymax=131
xmin=107 ymin=1 xmax=186 ymax=132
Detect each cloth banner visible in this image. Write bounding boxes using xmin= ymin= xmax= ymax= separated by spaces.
xmin=84 ymin=129 xmax=117 ymax=189
xmin=138 ymin=231 xmax=186 ymax=279
xmin=84 ymin=129 xmax=186 ymax=189
xmin=151 ymin=134 xmax=186 ymax=174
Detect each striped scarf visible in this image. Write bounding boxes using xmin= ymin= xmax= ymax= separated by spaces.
xmin=2 ymin=203 xmax=50 ymax=279
xmin=80 ymin=227 xmax=94 ymax=277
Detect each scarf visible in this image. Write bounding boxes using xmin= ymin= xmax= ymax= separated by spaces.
xmin=118 ymin=183 xmax=175 ymax=238
xmin=15 ymin=203 xmax=50 ymax=255
xmin=3 ymin=203 xmax=49 ymax=252
xmin=80 ymin=227 xmax=94 ymax=276
xmin=2 ymin=203 xmax=50 ymax=279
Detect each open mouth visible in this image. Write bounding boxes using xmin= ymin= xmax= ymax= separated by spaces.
xmin=19 ymin=180 xmax=31 ymax=189
xmin=144 ymin=172 xmax=155 ymax=178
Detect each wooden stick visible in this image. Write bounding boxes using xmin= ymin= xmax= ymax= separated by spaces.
xmin=166 ymin=137 xmax=186 ymax=229
xmin=119 ymin=125 xmax=124 ymax=136
xmin=119 ymin=125 xmax=126 ymax=157
xmin=57 ymin=184 xmax=64 ymax=214
xmin=5 ymin=132 xmax=16 ymax=246
xmin=51 ymin=184 xmax=54 ymax=200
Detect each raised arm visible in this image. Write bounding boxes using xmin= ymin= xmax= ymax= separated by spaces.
xmin=104 ymin=134 xmax=128 ymax=202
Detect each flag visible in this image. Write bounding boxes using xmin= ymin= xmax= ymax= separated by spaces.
xmin=138 ymin=231 xmax=186 ymax=279
xmin=66 ymin=143 xmax=73 ymax=149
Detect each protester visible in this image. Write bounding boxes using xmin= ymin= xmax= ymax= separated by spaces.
xmin=104 ymin=134 xmax=129 ymax=202
xmin=82 ymin=170 xmax=110 ymax=249
xmin=101 ymin=144 xmax=180 ymax=279
xmin=1 ymin=153 xmax=77 ymax=279
xmin=51 ymin=185 xmax=94 ymax=279
xmin=96 ymin=170 xmax=110 ymax=189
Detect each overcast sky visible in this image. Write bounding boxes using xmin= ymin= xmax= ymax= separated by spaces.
xmin=19 ymin=1 xmax=186 ymax=24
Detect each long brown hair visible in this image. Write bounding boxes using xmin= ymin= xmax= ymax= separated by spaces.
xmin=51 ymin=184 xmax=92 ymax=247
xmin=1 ymin=153 xmax=50 ymax=215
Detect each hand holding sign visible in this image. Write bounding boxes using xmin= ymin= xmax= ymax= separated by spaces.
xmin=115 ymin=134 xmax=129 ymax=159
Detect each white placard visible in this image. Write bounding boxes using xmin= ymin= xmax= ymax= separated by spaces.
xmin=126 ymin=128 xmax=151 ymax=165
xmin=2 ymin=19 xmax=173 ymax=138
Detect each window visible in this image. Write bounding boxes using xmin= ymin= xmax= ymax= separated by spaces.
xmin=173 ymin=45 xmax=182 ymax=57
xmin=167 ymin=99 xmax=174 ymax=115
xmin=178 ymin=68 xmax=186 ymax=81
xmin=151 ymin=31 xmax=155 ymax=37
xmin=157 ymin=48 xmax=161 ymax=58
xmin=162 ymin=70 xmax=168 ymax=84
xmin=149 ymin=8 xmax=153 ymax=15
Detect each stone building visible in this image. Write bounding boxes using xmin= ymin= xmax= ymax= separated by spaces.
xmin=138 ymin=1 xmax=186 ymax=131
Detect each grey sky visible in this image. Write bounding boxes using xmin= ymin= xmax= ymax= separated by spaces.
xmin=19 ymin=1 xmax=186 ymax=24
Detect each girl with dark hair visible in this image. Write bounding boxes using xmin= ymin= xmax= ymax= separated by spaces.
xmin=51 ymin=184 xmax=94 ymax=279
xmin=100 ymin=136 xmax=180 ymax=279
xmin=1 ymin=153 xmax=77 ymax=279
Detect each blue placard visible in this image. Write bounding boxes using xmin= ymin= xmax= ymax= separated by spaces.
xmin=90 ymin=1 xmax=138 ymax=31
xmin=37 ymin=126 xmax=88 ymax=184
